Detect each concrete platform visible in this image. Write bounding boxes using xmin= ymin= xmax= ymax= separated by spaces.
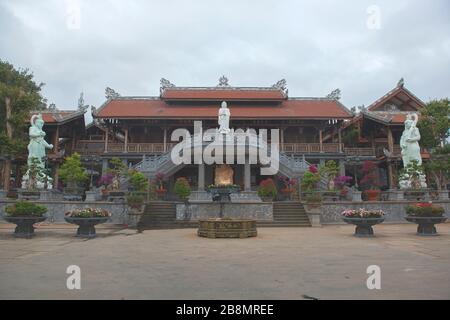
xmin=0 ymin=223 xmax=449 ymax=299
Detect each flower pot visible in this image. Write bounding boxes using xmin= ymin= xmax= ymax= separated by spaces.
xmin=365 ymin=189 xmax=380 ymax=201
xmin=64 ymin=217 xmax=109 ymax=238
xmin=3 ymin=216 xmax=47 ymax=238
xmin=342 ymin=217 xmax=385 ymax=237
xmin=405 ymin=216 xmax=447 ymax=236
xmin=127 ymin=207 xmax=144 ymax=228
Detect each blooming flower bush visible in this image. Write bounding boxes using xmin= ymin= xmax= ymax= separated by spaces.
xmin=65 ymin=208 xmax=111 ymax=218
xmin=341 ymin=208 xmax=385 ymax=218
xmin=257 ymin=178 xmax=277 ymax=199
xmin=405 ymin=202 xmax=445 ymax=217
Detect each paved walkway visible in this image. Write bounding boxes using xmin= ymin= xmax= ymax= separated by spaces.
xmin=0 ymin=223 xmax=449 ymax=299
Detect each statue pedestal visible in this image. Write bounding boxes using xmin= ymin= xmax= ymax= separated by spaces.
xmin=230 ymin=191 xmax=262 ymax=203
xmin=85 ymin=190 xmax=99 ymax=202
xmin=188 ymin=191 xmax=212 ymax=202
xmin=438 ymin=190 xmax=449 ymax=200
xmin=388 ymin=189 xmax=404 ymax=201
xmin=352 ymin=191 xmax=362 ymax=202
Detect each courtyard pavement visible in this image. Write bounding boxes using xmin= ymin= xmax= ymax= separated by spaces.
xmin=0 ymin=223 xmax=449 ymax=300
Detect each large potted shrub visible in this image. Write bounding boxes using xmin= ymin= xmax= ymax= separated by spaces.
xmin=301 ymin=165 xmax=321 ymax=194
xmin=304 ymin=193 xmax=322 ymax=227
xmin=341 ymin=208 xmax=385 ymax=237
xmin=126 ymin=171 xmax=148 ymax=227
xmin=257 ymin=178 xmax=277 ymax=202
xmin=360 ymin=161 xmax=381 ymax=201
xmin=334 ymin=175 xmax=353 ymax=200
xmin=59 ymin=153 xmax=88 ymax=200
xmin=174 ymin=177 xmax=191 ymax=201
xmin=154 ymin=171 xmax=167 ymax=200
xmin=65 ymin=208 xmax=111 ymax=238
xmin=405 ymin=202 xmax=447 ymax=236
xmin=278 ymin=175 xmax=297 ymax=201
xmin=97 ymin=173 xmax=114 ymax=197
xmin=3 ymin=201 xmax=48 ymax=238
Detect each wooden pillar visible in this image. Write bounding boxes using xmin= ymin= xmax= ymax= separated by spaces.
xmin=104 ymin=130 xmax=109 ymax=153
xmin=319 ymin=129 xmax=323 ymax=153
xmin=124 ymin=127 xmax=128 ymax=153
xmin=53 ymin=163 xmax=59 ymax=189
xmin=387 ymin=126 xmax=394 ymax=153
xmin=280 ymin=127 xmax=285 ymax=150
xmin=53 ymin=126 xmax=59 ymax=153
xmin=163 ymin=127 xmax=167 ymax=152
xmin=338 ymin=128 xmax=342 ymax=152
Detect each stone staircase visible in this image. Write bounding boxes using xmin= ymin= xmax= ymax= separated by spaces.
xmin=258 ymin=202 xmax=311 ymax=227
xmin=138 ymin=201 xmax=311 ymax=230
xmin=137 ymin=202 xmax=196 ymax=230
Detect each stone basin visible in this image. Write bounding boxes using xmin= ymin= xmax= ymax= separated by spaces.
xmin=198 ymin=219 xmax=257 ymax=238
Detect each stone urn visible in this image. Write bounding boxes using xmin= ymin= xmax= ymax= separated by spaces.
xmin=342 ymin=217 xmax=385 ymax=237
xmin=127 ymin=206 xmax=144 ymax=228
xmin=3 ymin=216 xmax=47 ymax=238
xmin=65 ymin=217 xmax=109 ymax=238
xmin=405 ymin=216 xmax=447 ymax=236
xmin=304 ymin=203 xmax=322 ymax=227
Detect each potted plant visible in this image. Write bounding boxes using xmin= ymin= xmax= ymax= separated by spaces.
xmin=126 ymin=193 xmax=145 ymax=228
xmin=334 ymin=176 xmax=353 ymax=200
xmin=278 ymin=175 xmax=297 ymax=201
xmin=405 ymin=202 xmax=447 ymax=236
xmin=153 ymin=171 xmax=167 ymax=199
xmin=64 ymin=208 xmax=111 ymax=238
xmin=360 ymin=161 xmax=381 ymax=201
xmin=320 ymin=160 xmax=339 ymax=191
xmin=98 ymin=173 xmax=114 ymax=196
xmin=304 ymin=193 xmax=322 ymax=227
xmin=341 ymin=208 xmax=385 ymax=237
xmin=301 ymin=165 xmax=321 ymax=196
xmin=107 ymin=157 xmax=127 ymax=191
xmin=3 ymin=201 xmax=48 ymax=238
xmin=257 ymin=178 xmax=277 ymax=202
xmin=174 ymin=177 xmax=191 ymax=201
xmin=59 ymin=153 xmax=88 ymax=200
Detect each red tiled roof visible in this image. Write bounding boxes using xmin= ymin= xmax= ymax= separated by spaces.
xmin=96 ymin=98 xmax=352 ymax=119
xmin=161 ymin=88 xmax=286 ymax=101
xmin=30 ymin=110 xmax=84 ymax=124
xmin=368 ymin=85 xmax=425 ymax=111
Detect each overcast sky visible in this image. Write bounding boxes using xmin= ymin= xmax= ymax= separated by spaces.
xmin=1 ymin=0 xmax=449 ymax=114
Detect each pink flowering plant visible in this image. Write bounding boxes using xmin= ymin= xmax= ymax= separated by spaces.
xmin=65 ymin=208 xmax=111 ymax=218
xmin=341 ymin=208 xmax=385 ymax=218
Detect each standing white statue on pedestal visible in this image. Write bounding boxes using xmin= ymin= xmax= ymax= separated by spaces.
xmin=218 ymin=101 xmax=231 ymax=134
xmin=400 ymin=113 xmax=422 ymax=166
xmin=399 ymin=113 xmax=427 ymax=189
xmin=21 ymin=114 xmax=54 ymax=189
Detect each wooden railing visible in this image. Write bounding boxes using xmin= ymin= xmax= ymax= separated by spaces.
xmin=75 ymin=140 xmax=382 ymax=157
xmin=281 ymin=143 xmax=343 ymax=153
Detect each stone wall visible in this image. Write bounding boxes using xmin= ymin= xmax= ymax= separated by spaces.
xmin=0 ymin=200 xmax=128 ymax=225
xmin=176 ymin=202 xmax=273 ymax=220
xmin=321 ymin=201 xmax=450 ymax=224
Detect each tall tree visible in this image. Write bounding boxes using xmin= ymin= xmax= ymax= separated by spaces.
xmin=0 ymin=60 xmax=46 ymax=190
xmin=417 ymin=98 xmax=450 ymax=149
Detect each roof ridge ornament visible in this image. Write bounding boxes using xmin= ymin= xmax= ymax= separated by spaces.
xmin=326 ymin=88 xmax=341 ymax=100
xmin=217 ymin=75 xmax=230 ymax=87
xmin=78 ymin=92 xmax=88 ymax=111
xmin=160 ymin=78 xmax=176 ymax=94
xmin=397 ymin=77 xmax=404 ymax=87
xmin=105 ymin=87 xmax=121 ymax=100
xmin=271 ymin=79 xmax=287 ymax=94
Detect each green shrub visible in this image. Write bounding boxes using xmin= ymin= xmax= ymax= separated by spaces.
xmin=58 ymin=153 xmax=88 ymax=186
xmin=305 ymin=193 xmax=323 ymax=204
xmin=126 ymin=193 xmax=145 ymax=209
xmin=5 ymin=201 xmax=48 ymax=217
xmin=405 ymin=203 xmax=445 ymax=217
xmin=174 ymin=177 xmax=191 ymax=200
xmin=129 ymin=171 xmax=148 ymax=192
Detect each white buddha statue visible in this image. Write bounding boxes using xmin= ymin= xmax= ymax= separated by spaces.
xmin=218 ymin=101 xmax=231 ymax=134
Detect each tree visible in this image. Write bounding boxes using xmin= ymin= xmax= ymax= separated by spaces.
xmin=417 ymin=98 xmax=450 ymax=149
xmin=58 ymin=153 xmax=88 ymax=188
xmin=424 ymin=146 xmax=450 ymax=190
xmin=0 ymin=60 xmax=46 ymax=190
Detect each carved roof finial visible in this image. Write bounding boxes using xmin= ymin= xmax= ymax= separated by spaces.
xmin=105 ymin=87 xmax=121 ymax=100
xmin=271 ymin=79 xmax=287 ymax=92
xmin=397 ymin=77 xmax=404 ymax=87
xmin=326 ymin=88 xmax=341 ymax=100
xmin=217 ymin=75 xmax=230 ymax=87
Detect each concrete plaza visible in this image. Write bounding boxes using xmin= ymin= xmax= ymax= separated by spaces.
xmin=0 ymin=223 xmax=449 ymax=300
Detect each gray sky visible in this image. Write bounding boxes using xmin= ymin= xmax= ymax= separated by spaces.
xmin=1 ymin=0 xmax=449 ymax=113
